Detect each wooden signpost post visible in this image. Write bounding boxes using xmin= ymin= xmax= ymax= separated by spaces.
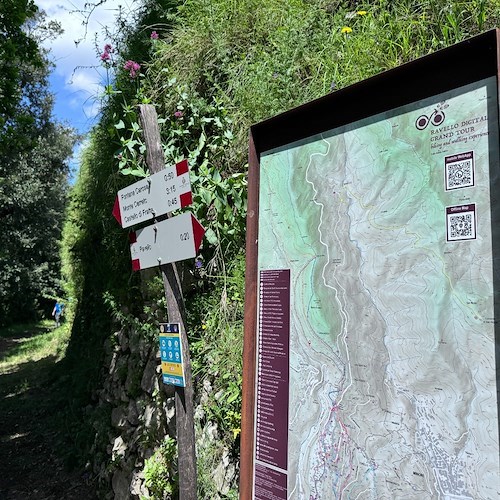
xmin=113 ymin=104 xmax=199 ymax=499
xmin=139 ymin=104 xmax=198 ymax=500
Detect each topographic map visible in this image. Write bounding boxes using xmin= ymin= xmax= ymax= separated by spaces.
xmin=256 ymin=77 xmax=499 ymax=499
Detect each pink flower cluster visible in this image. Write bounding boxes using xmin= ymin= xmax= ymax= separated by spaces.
xmin=150 ymin=31 xmax=159 ymax=40
xmin=100 ymin=43 xmax=113 ymax=63
xmin=124 ymin=60 xmax=141 ymax=78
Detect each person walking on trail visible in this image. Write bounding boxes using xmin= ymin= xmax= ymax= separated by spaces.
xmin=52 ymin=301 xmax=64 ymax=327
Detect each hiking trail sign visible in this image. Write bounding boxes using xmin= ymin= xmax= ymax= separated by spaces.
xmin=136 ymin=104 xmax=198 ymax=499
xmin=129 ymin=212 xmax=205 ymax=271
xmin=112 ymin=159 xmax=192 ymax=228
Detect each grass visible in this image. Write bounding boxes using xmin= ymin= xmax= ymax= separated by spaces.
xmin=0 ymin=319 xmax=71 ymax=424
xmin=0 ymin=320 xmax=70 ymax=377
xmin=148 ymin=0 xmax=500 ymax=171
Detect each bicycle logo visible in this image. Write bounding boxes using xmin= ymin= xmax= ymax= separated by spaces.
xmin=415 ymin=102 xmax=449 ymax=130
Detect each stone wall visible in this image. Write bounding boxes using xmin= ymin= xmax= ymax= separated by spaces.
xmin=89 ymin=326 xmax=238 ymax=499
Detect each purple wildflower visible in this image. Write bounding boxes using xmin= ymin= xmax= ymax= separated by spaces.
xmin=174 ymin=110 xmax=184 ymax=118
xmin=123 ymin=60 xmax=141 ymax=78
xmin=150 ymin=31 xmax=159 ymax=40
xmin=100 ymin=43 xmax=113 ymax=64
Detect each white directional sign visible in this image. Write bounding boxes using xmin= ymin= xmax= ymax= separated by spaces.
xmin=113 ymin=159 xmax=192 ymax=228
xmin=129 ymin=212 xmax=205 ymax=271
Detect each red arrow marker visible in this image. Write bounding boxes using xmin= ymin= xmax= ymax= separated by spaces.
xmin=176 ymin=159 xmax=189 ymax=176
xmin=191 ymin=215 xmax=205 ymax=253
xmin=112 ymin=196 xmax=122 ymax=226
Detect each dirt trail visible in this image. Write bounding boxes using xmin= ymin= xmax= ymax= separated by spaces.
xmin=0 ymin=325 xmax=98 ymax=499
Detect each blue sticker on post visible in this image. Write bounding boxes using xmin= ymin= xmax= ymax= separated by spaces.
xmin=159 ymin=322 xmax=185 ymax=387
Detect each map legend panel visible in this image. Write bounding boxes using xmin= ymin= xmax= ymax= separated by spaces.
xmin=254 ymin=463 xmax=287 ymax=500
xmin=254 ymin=269 xmax=290 ymax=496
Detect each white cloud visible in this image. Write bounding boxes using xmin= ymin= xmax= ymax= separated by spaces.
xmin=67 ymin=68 xmax=103 ymax=96
xmin=35 ymin=0 xmax=137 ymax=128
xmin=68 ymin=135 xmax=91 ymax=182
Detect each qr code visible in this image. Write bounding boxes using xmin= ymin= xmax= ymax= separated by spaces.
xmin=447 ymin=211 xmax=476 ymax=241
xmin=445 ymin=154 xmax=474 ymax=190
xmin=449 ymin=213 xmax=472 ymax=238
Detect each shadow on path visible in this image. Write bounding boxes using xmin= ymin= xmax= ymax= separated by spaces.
xmin=0 ymin=325 xmax=98 ymax=499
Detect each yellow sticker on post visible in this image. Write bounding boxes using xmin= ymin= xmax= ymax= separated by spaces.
xmin=159 ymin=323 xmax=185 ymax=387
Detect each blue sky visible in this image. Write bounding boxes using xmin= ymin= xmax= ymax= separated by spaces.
xmin=35 ymin=0 xmax=134 ymax=165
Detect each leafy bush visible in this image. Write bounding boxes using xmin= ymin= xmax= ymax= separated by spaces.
xmin=143 ymin=436 xmax=178 ymax=499
xmin=187 ymin=253 xmax=245 ymax=487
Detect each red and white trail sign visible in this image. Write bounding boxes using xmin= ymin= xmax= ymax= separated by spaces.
xmin=129 ymin=212 xmax=205 ymax=271
xmin=113 ymin=159 xmax=192 ymax=228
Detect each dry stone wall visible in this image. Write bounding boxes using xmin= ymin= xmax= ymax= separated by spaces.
xmin=89 ymin=326 xmax=238 ymax=499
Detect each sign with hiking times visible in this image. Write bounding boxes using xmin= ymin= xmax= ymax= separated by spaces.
xmin=112 ymin=159 xmax=192 ymax=228
xmin=240 ymin=30 xmax=500 ymax=500
xmin=159 ymin=323 xmax=185 ymax=387
xmin=129 ymin=212 xmax=205 ymax=271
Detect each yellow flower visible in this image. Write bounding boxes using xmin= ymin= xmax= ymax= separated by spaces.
xmin=202 ymin=324 xmax=207 ymax=330
xmin=341 ymin=26 xmax=353 ymax=34
xmin=357 ymin=10 xmax=367 ymax=16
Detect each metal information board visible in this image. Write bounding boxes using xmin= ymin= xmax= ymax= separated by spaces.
xmin=159 ymin=323 xmax=185 ymax=387
xmin=241 ymin=30 xmax=500 ymax=500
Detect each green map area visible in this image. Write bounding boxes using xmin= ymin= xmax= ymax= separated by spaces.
xmin=258 ymin=77 xmax=499 ymax=499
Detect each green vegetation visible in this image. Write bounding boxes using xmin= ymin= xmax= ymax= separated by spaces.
xmin=0 ymin=320 xmax=66 ymax=370
xmin=0 ymin=321 xmax=97 ymax=497
xmin=0 ymin=320 xmax=69 ymax=373
xmin=0 ymin=0 xmax=76 ymax=326
xmin=60 ymin=0 xmax=500 ymax=496
xmin=143 ymin=436 xmax=178 ymax=498
xmin=0 ymin=0 xmax=43 ymax=123
xmin=3 ymin=0 xmax=500 ymax=497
